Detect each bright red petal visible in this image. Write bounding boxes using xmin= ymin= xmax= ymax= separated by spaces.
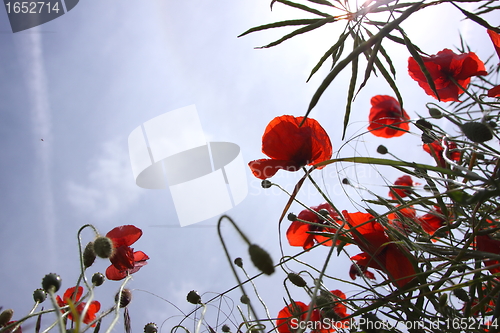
xmin=276 ymin=301 xmax=309 ymax=333
xmin=488 ymin=29 xmax=500 ymax=61
xmin=286 ymin=221 xmax=315 ymax=250
xmin=110 ymin=245 xmax=135 ymax=270
xmin=248 ymin=158 xmax=302 ymax=180
xmin=129 ymin=251 xmax=149 ymax=274
xmin=488 ymin=85 xmax=500 ymax=98
xmin=105 ymin=264 xmax=128 ymax=281
xmin=63 ymin=286 xmax=83 ymax=303
xmin=106 ymin=225 xmax=142 ymax=247
xmin=80 ymin=301 xmax=101 ymax=325
xmin=383 ymin=244 xmax=415 ymax=288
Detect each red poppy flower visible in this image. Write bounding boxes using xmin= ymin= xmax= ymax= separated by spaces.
xmin=487 ymin=29 xmax=500 ymax=61
xmin=408 ymin=49 xmax=487 ymax=102
xmin=417 ymin=206 xmax=445 ymax=236
xmin=309 ymin=290 xmax=350 ymax=332
xmin=388 ymin=175 xmax=414 ymax=200
xmin=367 ymin=95 xmax=410 ymax=138
xmin=276 ymin=301 xmax=310 ymax=333
xmin=105 ymin=225 xmax=149 ymax=281
xmin=343 ymin=211 xmax=415 ymax=288
xmin=488 ymin=85 xmax=500 ymax=98
xmin=423 ymin=139 xmax=460 ymax=168
xmin=56 ymin=286 xmax=101 ymax=326
xmin=248 ymin=115 xmax=332 ymax=179
xmin=287 ymin=203 xmax=340 ymax=250
xmin=476 ymin=235 xmax=500 ymax=274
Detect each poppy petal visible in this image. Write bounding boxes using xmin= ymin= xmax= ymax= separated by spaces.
xmin=105 ymin=264 xmax=127 ymax=281
xmin=488 ymin=85 xmax=500 ymax=98
xmin=286 ymin=221 xmax=315 ymax=250
xmin=248 ymin=158 xmax=302 ymax=180
xmin=106 ymin=225 xmax=142 ymax=247
xmin=487 ymin=29 xmax=500 ymax=61
xmin=63 ymin=286 xmax=83 ymax=303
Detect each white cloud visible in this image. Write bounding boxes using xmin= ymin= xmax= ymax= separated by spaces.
xmin=66 ymin=138 xmax=142 ymax=220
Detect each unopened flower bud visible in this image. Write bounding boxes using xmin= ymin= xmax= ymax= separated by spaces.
xmin=83 ymin=242 xmax=96 ymax=268
xmin=42 ymin=273 xmax=61 ymax=293
xmin=33 ymin=289 xmax=46 ymax=303
xmin=287 ymin=213 xmax=297 ymax=221
xmin=144 ymin=323 xmax=158 ymax=333
xmin=92 ymin=272 xmax=105 ymax=287
xmin=115 ymin=289 xmax=132 ymax=308
xmin=93 ymin=236 xmax=113 ymax=259
xmin=221 ymin=324 xmax=231 ymax=333
xmin=376 ymin=145 xmax=388 ymax=155
xmin=416 ymin=119 xmax=433 ymax=130
xmin=453 ymin=288 xmax=469 ymax=302
xmin=0 ymin=309 xmax=13 ymax=327
xmin=261 ymin=180 xmax=272 ymax=189
xmin=342 ymin=178 xmax=350 ymax=185
xmin=318 ymin=209 xmax=330 ymax=218
xmin=287 ymin=273 xmax=307 ymax=287
xmin=186 ymin=290 xmax=201 ymax=305
xmin=240 ymin=295 xmax=250 ymax=304
xmin=461 ymin=122 xmax=493 ymax=143
xmin=234 ymin=257 xmax=243 ymax=268
xmin=248 ymin=244 xmax=275 ymax=275
xmin=428 ymin=108 xmax=443 ymax=119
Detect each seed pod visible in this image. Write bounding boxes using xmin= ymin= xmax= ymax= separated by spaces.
xmin=376 ymin=145 xmax=388 ymax=155
xmin=41 ymin=273 xmax=61 ymax=293
xmin=83 ymin=242 xmax=96 ymax=268
xmin=93 ymin=237 xmax=114 ymax=259
xmin=144 ymin=323 xmax=158 ymax=333
xmin=233 ymin=257 xmax=243 ymax=268
xmin=453 ymin=288 xmax=470 ymax=302
xmin=186 ymin=290 xmax=201 ymax=305
xmin=461 ymin=122 xmax=493 ymax=143
xmin=115 ymin=289 xmax=132 ymax=308
xmin=240 ymin=295 xmax=250 ymax=304
xmin=91 ymin=272 xmax=105 ymax=287
xmin=33 ymin=289 xmax=46 ymax=303
xmin=261 ymin=180 xmax=272 ymax=189
xmin=287 ymin=273 xmax=307 ymax=287
xmin=248 ymin=244 xmax=274 ymax=275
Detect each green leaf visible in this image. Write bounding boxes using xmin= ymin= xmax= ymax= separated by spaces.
xmin=374 ymin=55 xmax=404 ymax=110
xmin=451 ymin=3 xmax=500 ymax=31
xmin=256 ymin=16 xmax=336 ymax=49
xmin=306 ymin=28 xmax=350 ymax=82
xmin=272 ymin=0 xmax=332 ymax=17
xmin=302 ymin=2 xmax=422 ymax=123
xmin=238 ymin=19 xmax=323 ymax=38
xmin=306 ymin=0 xmax=335 ymax=6
xmin=342 ymin=38 xmax=359 ymax=140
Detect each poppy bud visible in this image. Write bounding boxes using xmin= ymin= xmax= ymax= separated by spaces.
xmin=376 ymin=145 xmax=388 ymax=155
xmin=248 ymin=244 xmax=275 ymax=275
xmin=428 ymin=108 xmax=443 ymax=119
xmin=42 ymin=273 xmax=61 ymax=293
xmin=287 ymin=273 xmax=307 ymax=287
xmin=318 ymin=209 xmax=330 ymax=218
xmin=416 ymin=119 xmax=433 ymax=130
xmin=33 ymin=289 xmax=46 ymax=303
xmin=452 ymin=289 xmax=468 ymax=303
xmin=144 ymin=323 xmax=158 ymax=333
xmin=287 ymin=213 xmax=297 ymax=221
xmin=0 ymin=309 xmax=13 ymax=327
xmin=93 ymin=236 xmax=114 ymax=259
xmin=261 ymin=180 xmax=272 ymax=189
xmin=115 ymin=289 xmax=132 ymax=308
xmin=83 ymin=241 xmax=96 ymax=268
xmin=240 ymin=295 xmax=250 ymax=304
xmin=186 ymin=290 xmax=202 ymax=305
xmin=342 ymin=178 xmax=350 ymax=185
xmin=421 ymin=132 xmax=435 ymax=144
xmin=234 ymin=257 xmax=243 ymax=268
xmin=221 ymin=324 xmax=231 ymax=333
xmin=461 ymin=122 xmax=493 ymax=143
xmin=92 ymin=272 xmax=105 ymax=287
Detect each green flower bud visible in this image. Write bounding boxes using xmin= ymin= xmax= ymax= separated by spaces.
xmin=453 ymin=288 xmax=469 ymax=302
xmin=221 ymin=324 xmax=231 ymax=333
xmin=261 ymin=180 xmax=272 ymax=189
xmin=287 ymin=213 xmax=297 ymax=221
xmin=428 ymin=108 xmax=443 ymax=119
xmin=91 ymin=272 xmax=105 ymax=287
xmin=93 ymin=236 xmax=114 ymax=259
xmin=248 ymin=244 xmax=275 ymax=275
xmin=461 ymin=122 xmax=493 ymax=143
xmin=234 ymin=257 xmax=243 ymax=268
xmin=376 ymin=145 xmax=388 ymax=155
xmin=115 ymin=289 xmax=132 ymax=308
xmin=0 ymin=309 xmax=13 ymax=327
xmin=83 ymin=241 xmax=96 ymax=268
xmin=240 ymin=295 xmax=250 ymax=304
xmin=287 ymin=273 xmax=307 ymax=287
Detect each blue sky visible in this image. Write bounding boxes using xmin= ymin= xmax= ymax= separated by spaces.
xmin=0 ymin=1 xmax=498 ymax=332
